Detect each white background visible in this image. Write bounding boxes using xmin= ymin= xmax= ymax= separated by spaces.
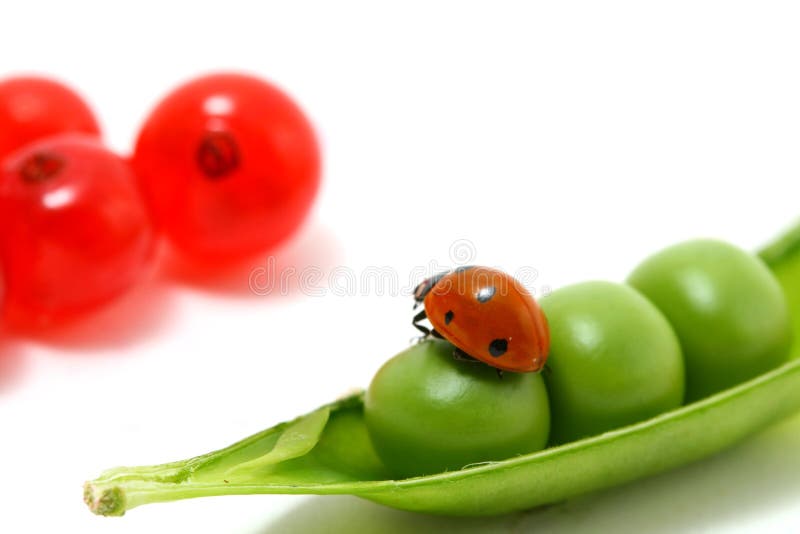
xmin=1 ymin=1 xmax=800 ymax=532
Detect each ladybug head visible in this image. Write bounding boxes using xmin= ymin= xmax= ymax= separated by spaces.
xmin=413 ymin=266 xmax=477 ymax=308
xmin=412 ymin=271 xmax=449 ymax=307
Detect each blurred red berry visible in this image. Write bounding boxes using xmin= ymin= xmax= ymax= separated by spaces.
xmin=0 ymin=76 xmax=101 ymax=161
xmin=132 ymin=73 xmax=321 ymax=262
xmin=0 ymin=135 xmax=155 ymax=328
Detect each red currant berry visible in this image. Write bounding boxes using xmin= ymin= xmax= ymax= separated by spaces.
xmin=0 ymin=76 xmax=100 ymax=161
xmin=132 ymin=73 xmax=321 ymax=262
xmin=0 ymin=135 xmax=155 ymax=328
xmin=0 ymin=265 xmax=5 ymax=318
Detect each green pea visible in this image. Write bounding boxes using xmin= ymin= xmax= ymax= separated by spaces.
xmin=628 ymin=239 xmax=793 ymax=401
xmin=541 ymin=281 xmax=685 ymax=444
xmin=363 ymin=338 xmax=550 ymax=479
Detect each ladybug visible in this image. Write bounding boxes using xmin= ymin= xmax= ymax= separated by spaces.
xmin=412 ymin=266 xmax=550 ymax=373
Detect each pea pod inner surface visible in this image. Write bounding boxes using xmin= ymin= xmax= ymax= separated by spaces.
xmin=84 ymin=225 xmax=800 ymax=517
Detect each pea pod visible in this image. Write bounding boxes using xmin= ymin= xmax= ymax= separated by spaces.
xmin=84 ymin=225 xmax=800 ymax=517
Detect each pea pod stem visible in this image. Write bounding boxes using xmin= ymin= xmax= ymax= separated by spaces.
xmin=84 ymin=472 xmax=325 ymax=517
xmin=85 ymin=399 xmax=350 ymax=515
xmin=84 ymin=427 xmax=280 ymax=515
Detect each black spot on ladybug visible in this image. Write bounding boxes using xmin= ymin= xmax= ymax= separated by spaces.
xmin=477 ymin=286 xmax=496 ymax=303
xmin=444 ymin=310 xmax=454 ymax=325
xmin=488 ymin=339 xmax=508 ymax=357
xmin=454 ymin=265 xmax=475 ymax=273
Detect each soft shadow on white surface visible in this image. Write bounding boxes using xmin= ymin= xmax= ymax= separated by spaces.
xmin=22 ymin=274 xmax=178 ymax=352
xmin=258 ymin=411 xmax=800 ymax=534
xmin=0 ymin=338 xmax=27 ymax=392
xmin=162 ymin=222 xmax=343 ymax=299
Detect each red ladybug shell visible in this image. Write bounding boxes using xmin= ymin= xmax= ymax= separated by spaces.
xmin=423 ymin=266 xmax=550 ymax=373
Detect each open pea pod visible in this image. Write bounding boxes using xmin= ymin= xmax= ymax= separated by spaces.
xmin=85 ymin=225 xmax=800 ymax=517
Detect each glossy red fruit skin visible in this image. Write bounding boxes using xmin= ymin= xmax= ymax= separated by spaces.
xmin=132 ymin=73 xmax=321 ymax=262
xmin=0 ymin=135 xmax=155 ymax=328
xmin=0 ymin=264 xmax=5 ymax=319
xmin=0 ymin=76 xmax=101 ymax=162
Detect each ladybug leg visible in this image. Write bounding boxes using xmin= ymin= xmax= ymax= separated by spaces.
xmin=412 ymin=309 xmax=447 ymax=343
xmin=412 ymin=309 xmax=431 ymax=337
xmin=452 ymin=348 xmax=502 ymax=378
xmin=430 ymin=329 xmax=445 ymax=339
xmin=542 ymin=363 xmax=552 ymax=376
xmin=452 ymin=347 xmax=479 ymax=362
